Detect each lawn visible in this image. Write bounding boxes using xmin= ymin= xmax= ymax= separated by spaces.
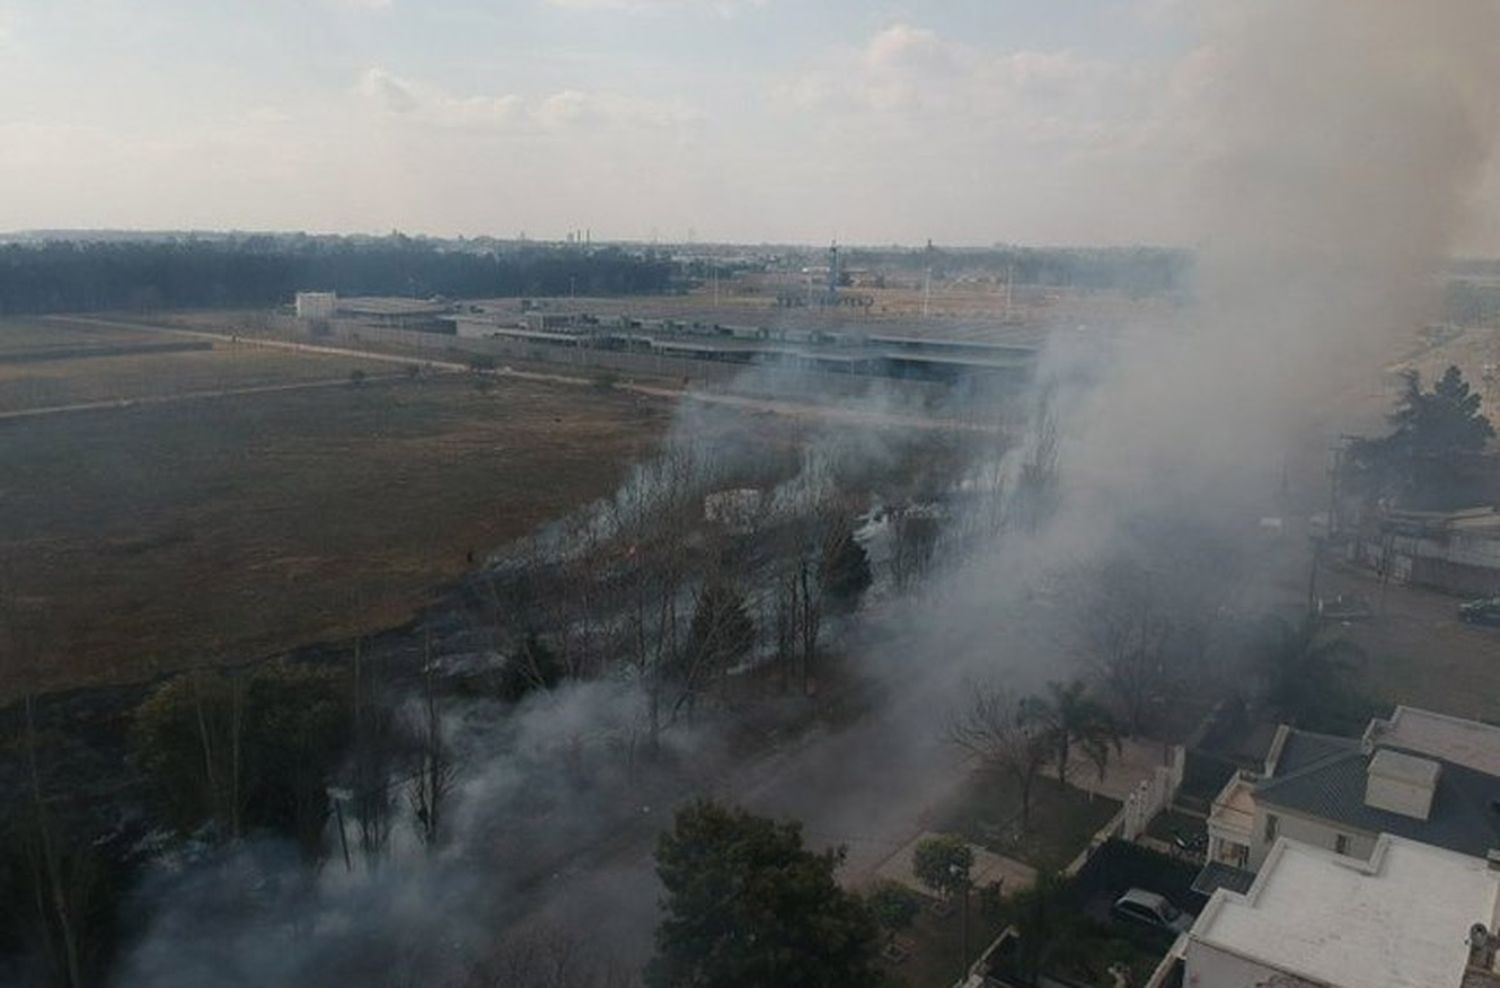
xmin=935 ymin=772 xmax=1123 ymax=873
xmin=882 ymin=896 xmax=1008 ymax=988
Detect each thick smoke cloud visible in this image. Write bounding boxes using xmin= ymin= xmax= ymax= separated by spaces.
xmin=112 ymin=4 xmax=1500 ymax=986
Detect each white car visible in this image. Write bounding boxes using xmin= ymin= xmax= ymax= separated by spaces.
xmin=1110 ymin=888 xmax=1193 ymax=934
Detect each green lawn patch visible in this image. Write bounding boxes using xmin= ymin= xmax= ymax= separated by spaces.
xmin=935 ymin=771 xmax=1122 ymax=873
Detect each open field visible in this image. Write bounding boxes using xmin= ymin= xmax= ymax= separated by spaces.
xmin=0 ymin=318 xmax=400 ymax=413
xmin=0 ymin=369 xmax=673 ymax=698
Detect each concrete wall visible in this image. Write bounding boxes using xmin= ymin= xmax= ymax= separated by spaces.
xmin=1183 ymin=939 xmax=1314 ymax=988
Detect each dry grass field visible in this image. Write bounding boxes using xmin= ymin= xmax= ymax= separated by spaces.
xmin=0 ymin=326 xmax=674 ymax=697
xmin=0 ymin=318 xmax=400 ymax=413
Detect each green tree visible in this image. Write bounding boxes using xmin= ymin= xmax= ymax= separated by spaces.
xmin=866 ymin=883 xmax=921 ymax=948
xmin=1348 ymin=365 xmax=1495 ymax=506
xmin=646 ymin=800 xmax=881 ymax=988
xmin=911 ymin=834 xmax=973 ymax=899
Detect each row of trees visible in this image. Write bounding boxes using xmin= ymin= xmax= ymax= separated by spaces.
xmin=839 ymin=245 xmax=1191 ymax=296
xmin=0 ymin=237 xmax=675 ymax=315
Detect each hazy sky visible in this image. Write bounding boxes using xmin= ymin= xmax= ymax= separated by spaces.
xmin=2 ymin=0 xmax=1497 ymax=248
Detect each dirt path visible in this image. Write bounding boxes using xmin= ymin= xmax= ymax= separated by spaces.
xmin=0 ymin=370 xmax=413 ymax=421
xmin=46 ymin=315 xmax=1004 ymax=435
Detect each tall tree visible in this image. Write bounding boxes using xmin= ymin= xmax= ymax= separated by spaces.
xmin=674 ymin=579 xmax=754 ymax=716
xmin=1348 ymin=365 xmax=1495 ymax=507
xmin=647 ymin=801 xmax=881 ymax=988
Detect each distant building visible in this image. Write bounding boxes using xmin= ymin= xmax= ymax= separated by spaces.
xmin=1161 ymin=834 xmax=1500 ymax=988
xmin=1203 ymin=708 xmax=1500 ymax=886
xmin=294 ymin=291 xmax=337 ymax=319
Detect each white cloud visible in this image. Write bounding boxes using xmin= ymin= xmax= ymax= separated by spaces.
xmin=546 ymin=0 xmax=764 ymax=15
xmin=778 ymin=23 xmax=1144 ymax=144
xmin=353 ymin=67 xmax=698 ymax=133
xmin=329 ymin=0 xmax=393 ymax=10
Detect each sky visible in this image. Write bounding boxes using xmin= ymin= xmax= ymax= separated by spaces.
xmin=1 ymin=0 xmax=1497 ymax=249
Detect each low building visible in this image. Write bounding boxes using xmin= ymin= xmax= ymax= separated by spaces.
xmin=1349 ymin=506 xmax=1500 ymax=597
xmin=1170 ymin=834 xmax=1500 ymax=988
xmin=1204 ymin=709 xmax=1500 ymax=885
xmin=294 ymin=291 xmax=336 ymax=319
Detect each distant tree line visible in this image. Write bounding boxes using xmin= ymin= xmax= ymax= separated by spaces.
xmin=0 ymin=236 xmax=675 ymax=315
xmin=840 ymin=245 xmax=1192 ymax=296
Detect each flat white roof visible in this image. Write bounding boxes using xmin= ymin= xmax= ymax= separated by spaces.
xmin=1189 ymin=835 xmax=1499 ymax=988
xmin=1367 ymin=705 xmax=1500 ymax=777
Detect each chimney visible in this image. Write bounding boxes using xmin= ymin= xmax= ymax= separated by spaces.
xmin=1364 ymin=749 xmax=1440 ymax=821
xmin=1465 ymin=924 xmax=1500 ymax=987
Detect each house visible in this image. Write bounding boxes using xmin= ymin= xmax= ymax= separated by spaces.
xmin=1157 ymin=834 xmax=1500 ymax=988
xmin=1203 ymin=707 xmax=1500 ymax=888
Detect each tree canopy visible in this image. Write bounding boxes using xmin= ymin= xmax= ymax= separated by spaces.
xmin=911 ymin=834 xmax=974 ymax=899
xmin=646 ymin=800 xmax=881 ymax=988
xmin=1347 ymin=365 xmax=1495 ymax=508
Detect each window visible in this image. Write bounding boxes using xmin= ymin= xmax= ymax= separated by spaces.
xmin=1335 ymin=833 xmax=1349 ymax=855
xmin=1264 ymin=814 xmax=1279 ymax=842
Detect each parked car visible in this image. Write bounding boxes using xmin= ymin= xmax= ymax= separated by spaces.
xmin=1110 ymin=888 xmax=1193 ymax=935
xmin=1459 ymin=597 xmax=1500 ymax=627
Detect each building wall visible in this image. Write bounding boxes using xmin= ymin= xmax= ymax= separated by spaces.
xmin=1183 ymin=940 xmax=1321 ymax=988
xmin=294 ymin=292 xmax=336 ymax=319
xmin=1248 ymin=804 xmax=1376 ymax=869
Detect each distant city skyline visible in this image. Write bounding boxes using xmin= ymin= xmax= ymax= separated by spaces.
xmin=3 ymin=0 xmax=1498 ymax=251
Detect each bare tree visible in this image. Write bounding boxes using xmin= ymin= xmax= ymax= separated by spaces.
xmin=409 ymin=633 xmax=455 ymax=849
xmin=1077 ymin=559 xmax=1176 ymax=736
xmin=22 ymin=693 xmax=84 ymax=988
xmin=947 ymin=683 xmax=1052 ymax=832
xmin=349 ymin=638 xmax=397 ymax=866
xmin=459 ymin=923 xmax=636 ymax=988
xmin=1011 ymin=388 xmax=1061 ymax=534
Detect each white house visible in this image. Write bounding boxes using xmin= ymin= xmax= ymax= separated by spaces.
xmin=1163 ymin=835 xmax=1500 ymax=988
xmin=1202 ymin=709 xmax=1500 ymax=886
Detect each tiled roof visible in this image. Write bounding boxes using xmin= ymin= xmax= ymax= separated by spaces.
xmin=1254 ymin=732 xmax=1500 ymax=859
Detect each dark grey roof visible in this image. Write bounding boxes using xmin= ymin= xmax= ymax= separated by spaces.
xmin=1273 ymin=730 xmax=1358 ymax=776
xmin=1192 ymin=861 xmax=1256 ymax=897
xmin=1254 ymin=732 xmax=1500 ymax=858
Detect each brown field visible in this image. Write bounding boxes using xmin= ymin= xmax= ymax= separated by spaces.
xmin=0 ymin=358 xmax=673 ymax=697
xmin=0 ymin=318 xmax=400 ymax=413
